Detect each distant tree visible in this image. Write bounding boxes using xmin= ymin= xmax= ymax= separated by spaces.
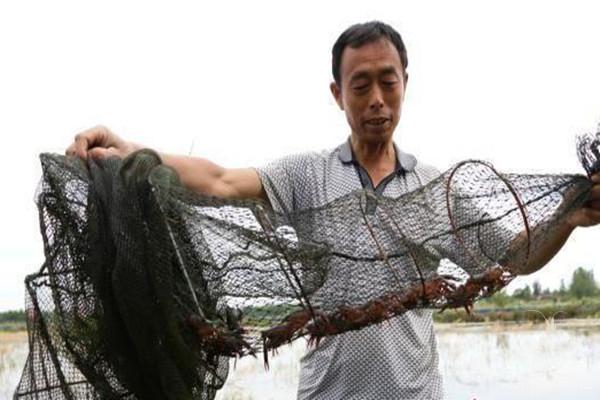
xmin=0 ymin=309 xmax=25 ymax=323
xmin=559 ymin=279 xmax=567 ymax=296
xmin=532 ymin=281 xmax=542 ymax=298
xmin=569 ymin=267 xmax=598 ymax=299
xmin=512 ymin=285 xmax=532 ymax=300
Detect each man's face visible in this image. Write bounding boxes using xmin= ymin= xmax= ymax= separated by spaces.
xmin=331 ymin=38 xmax=407 ymax=144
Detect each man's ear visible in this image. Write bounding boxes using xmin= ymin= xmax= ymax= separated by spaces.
xmin=330 ymin=82 xmax=344 ymax=110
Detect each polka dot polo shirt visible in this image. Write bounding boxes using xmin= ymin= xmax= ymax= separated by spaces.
xmin=255 ymin=139 xmax=444 ymax=400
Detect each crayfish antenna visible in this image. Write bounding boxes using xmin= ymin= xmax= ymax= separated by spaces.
xmin=249 ymin=348 xmax=257 ymax=359
xmin=307 ymin=334 xmax=321 ymax=349
xmin=262 ymin=335 xmax=270 ymax=370
xmin=242 ymin=338 xmax=256 ymax=359
xmin=263 ymin=345 xmax=270 ymax=371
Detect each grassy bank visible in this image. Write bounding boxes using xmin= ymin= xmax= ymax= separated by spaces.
xmin=432 ymin=296 xmax=600 ymax=323
xmin=0 ymin=310 xmax=26 ymax=332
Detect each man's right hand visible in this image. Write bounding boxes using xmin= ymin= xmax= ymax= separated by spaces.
xmin=65 ymin=125 xmax=141 ymax=160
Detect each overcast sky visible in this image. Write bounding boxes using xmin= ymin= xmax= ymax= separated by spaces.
xmin=1 ymin=0 xmax=599 ymax=311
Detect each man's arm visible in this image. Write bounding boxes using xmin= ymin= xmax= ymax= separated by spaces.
xmin=65 ymin=125 xmax=267 ymax=201
xmin=504 ymin=174 xmax=600 ymax=275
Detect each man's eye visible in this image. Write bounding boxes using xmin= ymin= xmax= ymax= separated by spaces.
xmin=353 ymin=84 xmax=369 ymax=91
xmin=383 ymin=81 xmax=397 ymax=86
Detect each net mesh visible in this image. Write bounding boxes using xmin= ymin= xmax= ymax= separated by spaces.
xmin=14 ymin=130 xmax=599 ymax=399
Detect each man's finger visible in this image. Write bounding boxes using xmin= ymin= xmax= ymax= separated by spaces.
xmin=89 ymin=147 xmax=110 ymax=159
xmin=71 ymin=126 xmax=113 ymax=160
xmin=74 ymin=134 xmax=92 ymax=160
xmin=89 ymin=147 xmax=120 ymax=160
xmin=591 ymin=173 xmax=600 ymax=183
xmin=65 ymin=143 xmax=76 ymax=157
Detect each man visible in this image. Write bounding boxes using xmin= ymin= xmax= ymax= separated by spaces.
xmin=67 ymin=21 xmax=600 ymax=399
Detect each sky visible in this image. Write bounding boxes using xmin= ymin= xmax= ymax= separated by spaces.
xmin=1 ymin=0 xmax=599 ymax=311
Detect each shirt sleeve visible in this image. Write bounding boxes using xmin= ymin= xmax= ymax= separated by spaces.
xmin=254 ymin=152 xmax=318 ymax=214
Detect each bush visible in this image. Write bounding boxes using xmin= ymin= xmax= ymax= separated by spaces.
xmin=513 ymin=285 xmax=532 ymax=301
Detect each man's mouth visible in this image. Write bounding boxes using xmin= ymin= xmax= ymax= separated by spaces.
xmin=365 ymin=117 xmax=389 ymax=126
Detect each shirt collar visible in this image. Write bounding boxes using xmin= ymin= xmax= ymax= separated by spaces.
xmin=338 ymin=137 xmax=417 ymax=173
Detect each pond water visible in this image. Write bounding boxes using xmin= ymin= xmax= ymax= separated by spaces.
xmin=0 ymin=333 xmax=28 ymax=400
xmin=2 ymin=321 xmax=599 ymax=399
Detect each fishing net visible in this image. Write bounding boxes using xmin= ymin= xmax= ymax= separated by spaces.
xmin=14 ymin=130 xmax=599 ymax=399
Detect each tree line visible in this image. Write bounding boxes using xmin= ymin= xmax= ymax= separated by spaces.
xmin=512 ymin=266 xmax=598 ymax=300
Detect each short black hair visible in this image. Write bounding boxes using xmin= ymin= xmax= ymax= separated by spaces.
xmin=332 ymin=21 xmax=408 ymax=86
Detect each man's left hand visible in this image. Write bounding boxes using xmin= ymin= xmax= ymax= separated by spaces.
xmin=567 ymin=173 xmax=600 ymax=228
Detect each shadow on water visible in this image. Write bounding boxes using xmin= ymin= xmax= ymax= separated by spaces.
xmin=2 ymin=322 xmax=600 ymax=400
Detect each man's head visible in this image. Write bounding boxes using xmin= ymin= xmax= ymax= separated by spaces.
xmin=330 ymin=21 xmax=408 ymax=144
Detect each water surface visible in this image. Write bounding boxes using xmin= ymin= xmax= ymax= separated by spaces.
xmin=2 ymin=321 xmax=599 ymax=399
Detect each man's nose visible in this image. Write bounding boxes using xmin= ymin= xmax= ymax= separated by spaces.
xmin=369 ymin=86 xmax=384 ymax=110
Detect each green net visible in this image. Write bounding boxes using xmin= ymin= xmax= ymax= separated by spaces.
xmin=13 ymin=130 xmax=599 ymax=399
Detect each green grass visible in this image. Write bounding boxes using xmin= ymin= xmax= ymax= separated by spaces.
xmin=0 ymin=310 xmax=26 ymax=332
xmin=432 ymin=296 xmax=600 ymax=323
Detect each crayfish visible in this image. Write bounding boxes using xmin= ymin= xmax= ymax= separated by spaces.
xmin=187 ymin=309 xmax=255 ymax=359
xmin=261 ymin=309 xmax=327 ymax=369
xmin=441 ymin=266 xmax=513 ymax=314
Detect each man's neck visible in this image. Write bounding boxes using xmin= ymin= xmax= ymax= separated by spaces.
xmin=350 ymin=135 xmax=396 ymax=171
xmin=349 ymin=134 xmax=397 ymax=188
